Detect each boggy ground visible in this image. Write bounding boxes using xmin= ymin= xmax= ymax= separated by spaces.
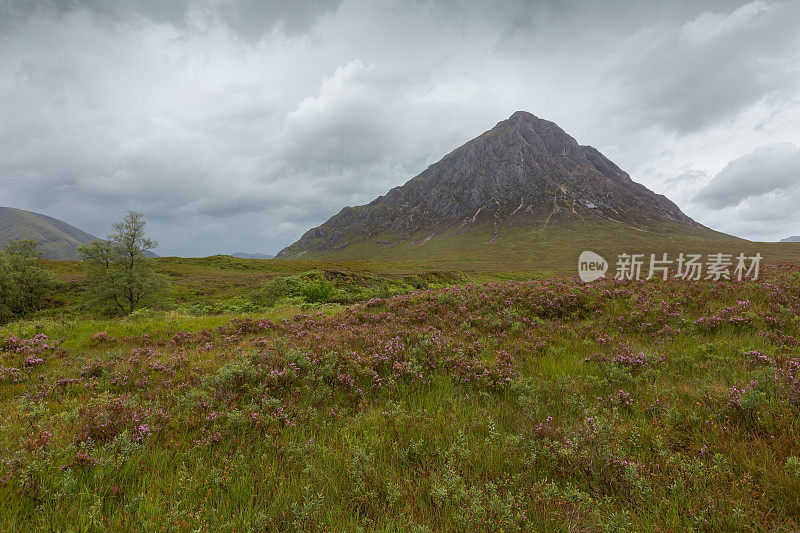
xmin=1 ymin=265 xmax=800 ymax=531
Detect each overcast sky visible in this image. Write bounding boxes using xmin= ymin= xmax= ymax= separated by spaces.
xmin=1 ymin=0 xmax=799 ymax=256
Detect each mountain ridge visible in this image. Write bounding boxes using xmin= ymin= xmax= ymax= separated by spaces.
xmin=229 ymin=252 xmax=275 ymax=259
xmin=0 ymin=207 xmax=100 ymax=260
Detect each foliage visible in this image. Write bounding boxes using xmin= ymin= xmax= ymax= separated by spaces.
xmin=78 ymin=211 xmax=166 ymax=314
xmin=249 ymin=276 xmax=290 ymax=308
xmin=248 ymin=270 xmax=466 ymax=310
xmin=0 ymin=240 xmax=55 ymax=320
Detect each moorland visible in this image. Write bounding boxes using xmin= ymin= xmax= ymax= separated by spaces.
xmin=1 ymin=245 xmax=800 ymax=530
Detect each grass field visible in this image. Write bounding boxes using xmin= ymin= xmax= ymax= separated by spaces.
xmin=36 ymin=255 xmax=477 ymax=320
xmin=2 ymin=246 xmax=800 ymax=530
xmin=276 ymin=220 xmax=800 ymax=270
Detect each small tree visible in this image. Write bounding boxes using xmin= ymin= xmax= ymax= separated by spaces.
xmin=0 ymin=239 xmax=54 ymax=318
xmin=77 ymin=239 xmax=115 ymax=269
xmin=78 ymin=211 xmax=166 ymax=314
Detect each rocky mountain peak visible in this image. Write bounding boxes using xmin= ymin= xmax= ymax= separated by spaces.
xmin=277 ymin=112 xmax=700 ymax=258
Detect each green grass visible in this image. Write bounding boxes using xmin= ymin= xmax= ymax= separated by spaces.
xmin=36 ymin=256 xmax=470 ymax=320
xmin=34 ymin=225 xmax=800 ymax=322
xmin=280 ymin=219 xmax=800 ymax=272
xmin=1 ymin=263 xmax=800 ymax=530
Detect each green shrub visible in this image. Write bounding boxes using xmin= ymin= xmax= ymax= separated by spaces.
xmin=300 ymin=278 xmax=335 ymax=303
xmin=250 ymin=277 xmax=289 ymax=307
xmin=285 ymin=272 xmax=336 ymax=303
xmin=0 ymin=240 xmax=55 ymax=320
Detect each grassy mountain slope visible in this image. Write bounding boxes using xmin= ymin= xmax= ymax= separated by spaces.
xmin=277 ymin=218 xmax=780 ymax=272
xmin=0 ymin=207 xmax=98 ymax=260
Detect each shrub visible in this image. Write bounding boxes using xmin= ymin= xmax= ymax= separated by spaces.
xmin=0 ymin=240 xmax=55 ymax=319
xmin=250 ymin=277 xmax=289 ymax=307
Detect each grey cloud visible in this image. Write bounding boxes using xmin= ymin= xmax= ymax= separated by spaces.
xmin=665 ymin=169 xmax=706 ymax=186
xmin=1 ymin=0 xmax=342 ymax=38
xmin=0 ymin=0 xmax=189 ymax=30
xmin=694 ymin=143 xmax=800 ymax=208
xmin=1 ymin=0 xmax=799 ymax=254
xmin=604 ymin=0 xmax=800 ymax=134
xmin=693 ymin=186 xmax=800 ymax=241
xmin=216 ymin=0 xmax=343 ymax=39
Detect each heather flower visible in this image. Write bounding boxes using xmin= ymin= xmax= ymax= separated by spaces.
xmin=90 ymin=331 xmax=116 ymax=344
xmin=23 ymin=430 xmax=53 ymax=452
xmin=607 ymin=390 xmax=633 ymax=409
xmin=0 ymin=366 xmax=23 ymax=383
xmin=585 ymin=351 xmax=663 ymax=372
xmin=63 ymin=451 xmax=99 ymax=470
xmin=743 ymin=350 xmax=773 ymax=367
xmin=131 ymin=424 xmax=152 ymax=443
xmin=774 ymin=359 xmax=800 ymax=406
xmin=80 ymin=361 xmax=105 ymax=378
xmin=22 ymin=356 xmax=45 ymax=368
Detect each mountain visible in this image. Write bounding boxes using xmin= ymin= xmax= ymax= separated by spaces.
xmin=0 ymin=207 xmax=100 ymax=260
xmin=229 ymin=252 xmax=274 ymax=259
xmin=277 ymin=111 xmax=736 ymax=263
xmin=781 ymin=236 xmax=800 ymax=243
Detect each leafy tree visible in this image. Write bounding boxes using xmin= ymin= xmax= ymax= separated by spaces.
xmin=0 ymin=239 xmax=55 ymax=319
xmin=78 ymin=211 xmax=166 ymax=314
xmin=77 ymin=239 xmax=115 ymax=269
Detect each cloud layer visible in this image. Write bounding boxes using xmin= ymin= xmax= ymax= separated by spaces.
xmin=695 ymin=143 xmax=800 ymax=209
xmin=1 ymin=0 xmax=799 ymax=255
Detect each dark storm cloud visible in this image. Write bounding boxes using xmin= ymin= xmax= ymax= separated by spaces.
xmin=0 ymin=0 xmax=799 ymax=254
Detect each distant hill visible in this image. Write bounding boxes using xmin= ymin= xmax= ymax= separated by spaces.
xmin=0 ymin=207 xmax=159 ymax=260
xmin=0 ymin=207 xmax=100 ymax=260
xmin=229 ymin=252 xmax=274 ymax=259
xmin=277 ymin=111 xmax=738 ymax=264
xmin=781 ymin=236 xmax=800 ymax=242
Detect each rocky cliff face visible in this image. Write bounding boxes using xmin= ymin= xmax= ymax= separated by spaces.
xmin=278 ymin=111 xmax=700 ymax=257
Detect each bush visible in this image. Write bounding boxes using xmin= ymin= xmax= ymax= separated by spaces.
xmin=250 ymin=272 xmax=336 ymax=306
xmin=0 ymin=240 xmax=55 ymax=320
xmin=249 ymin=277 xmax=289 ymax=307
xmin=299 ymin=277 xmax=335 ymax=303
